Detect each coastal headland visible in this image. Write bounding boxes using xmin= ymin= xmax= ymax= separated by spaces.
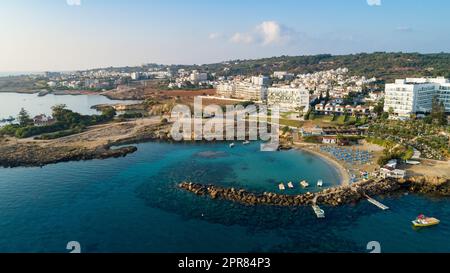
xmin=0 ymin=117 xmax=172 ymax=168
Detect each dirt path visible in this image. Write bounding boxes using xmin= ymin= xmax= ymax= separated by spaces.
xmin=406 ymin=159 xmax=450 ymax=178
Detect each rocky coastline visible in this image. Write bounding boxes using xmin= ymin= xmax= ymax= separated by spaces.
xmin=179 ymin=176 xmax=450 ymax=207
xmin=0 ymin=145 xmax=137 ymax=168
xmin=401 ymin=176 xmax=450 ymax=196
xmin=0 ymin=118 xmax=172 ymax=168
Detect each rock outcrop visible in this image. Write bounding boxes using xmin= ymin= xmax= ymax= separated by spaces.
xmin=0 ymin=144 xmax=137 ymax=168
xmin=399 ymin=176 xmax=450 ymax=196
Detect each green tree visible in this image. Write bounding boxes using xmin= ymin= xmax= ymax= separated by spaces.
xmin=318 ymin=92 xmax=323 ymax=102
xmin=101 ymin=106 xmax=117 ymax=120
xmin=51 ymin=104 xmax=68 ymax=122
xmin=18 ymin=108 xmax=33 ymax=126
xmin=373 ymin=99 xmax=385 ymax=117
xmin=388 ymin=107 xmax=394 ymax=117
xmin=325 ymin=90 xmax=330 ymax=104
xmin=439 ymin=101 xmax=448 ymax=125
xmin=430 ymin=96 xmax=447 ymax=126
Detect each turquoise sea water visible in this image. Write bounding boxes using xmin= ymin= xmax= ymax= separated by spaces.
xmin=0 ymin=141 xmax=449 ymax=253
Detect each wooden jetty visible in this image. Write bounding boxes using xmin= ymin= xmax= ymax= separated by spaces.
xmin=365 ymin=194 xmax=389 ymax=210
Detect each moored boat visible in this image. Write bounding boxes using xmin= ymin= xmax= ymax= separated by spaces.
xmin=243 ymin=141 xmax=250 ymax=145
xmin=229 ymin=143 xmax=235 ymax=148
xmin=287 ymin=182 xmax=294 ymax=189
xmin=412 ymin=215 xmax=440 ymax=227
xmin=278 ymin=183 xmax=286 ymax=191
xmin=317 ymin=180 xmax=323 ymax=187
xmin=300 ymin=180 xmax=309 ymax=188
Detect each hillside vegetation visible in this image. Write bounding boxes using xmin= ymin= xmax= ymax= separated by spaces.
xmin=184 ymin=52 xmax=450 ymax=82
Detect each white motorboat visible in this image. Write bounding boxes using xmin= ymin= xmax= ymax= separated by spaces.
xmin=300 ymin=180 xmax=309 ymax=188
xmin=317 ymin=180 xmax=323 ymax=187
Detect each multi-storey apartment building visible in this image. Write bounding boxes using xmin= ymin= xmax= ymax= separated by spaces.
xmin=216 ymin=82 xmax=235 ymax=97
xmin=234 ymin=82 xmax=268 ymax=101
xmin=384 ymin=77 xmax=450 ymax=117
xmin=267 ymin=86 xmax=310 ymax=112
xmin=215 ymin=76 xmax=269 ymax=101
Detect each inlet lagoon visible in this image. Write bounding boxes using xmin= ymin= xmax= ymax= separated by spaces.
xmin=0 ymin=141 xmax=449 ymax=253
xmin=0 ymin=92 xmax=138 ymax=124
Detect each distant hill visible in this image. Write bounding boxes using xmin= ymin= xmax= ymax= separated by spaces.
xmin=2 ymin=52 xmax=448 ymax=89
xmin=177 ymin=52 xmax=450 ymax=83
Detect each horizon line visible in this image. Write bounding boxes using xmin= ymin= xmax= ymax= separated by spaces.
xmin=2 ymin=51 xmax=449 ymax=74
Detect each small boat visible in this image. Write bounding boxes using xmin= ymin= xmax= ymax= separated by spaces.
xmin=229 ymin=143 xmax=235 ymax=148
xmin=243 ymin=141 xmax=250 ymax=145
xmin=300 ymin=180 xmax=309 ymax=188
xmin=412 ymin=215 xmax=440 ymax=227
xmin=287 ymin=182 xmax=294 ymax=189
xmin=312 ymin=205 xmax=325 ymax=218
xmin=317 ymin=180 xmax=323 ymax=187
xmin=278 ymin=183 xmax=286 ymax=191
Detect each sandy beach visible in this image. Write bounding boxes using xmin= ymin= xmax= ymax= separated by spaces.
xmin=293 ymin=143 xmax=351 ymax=186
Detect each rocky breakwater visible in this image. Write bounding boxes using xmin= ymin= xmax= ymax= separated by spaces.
xmin=178 ymin=178 xmax=402 ymax=207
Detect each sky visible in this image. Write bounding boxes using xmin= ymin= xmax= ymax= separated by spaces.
xmin=0 ymin=0 xmax=449 ymax=72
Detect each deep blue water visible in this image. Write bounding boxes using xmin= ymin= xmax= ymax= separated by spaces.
xmin=0 ymin=141 xmax=449 ymax=253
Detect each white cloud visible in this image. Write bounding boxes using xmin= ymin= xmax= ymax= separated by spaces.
xmin=67 ymin=0 xmax=81 ymax=6
xmin=367 ymin=0 xmax=381 ymax=6
xmin=229 ymin=21 xmax=294 ymax=46
xmin=256 ymin=21 xmax=292 ymax=45
xmin=230 ymin=32 xmax=254 ymax=44
xmin=208 ymin=33 xmax=221 ymax=40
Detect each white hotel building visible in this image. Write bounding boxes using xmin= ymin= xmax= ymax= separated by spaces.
xmin=384 ymin=77 xmax=450 ymax=117
xmin=216 ymin=76 xmax=270 ymax=101
xmin=267 ymin=86 xmax=310 ymax=112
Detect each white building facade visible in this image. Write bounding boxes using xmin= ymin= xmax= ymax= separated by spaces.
xmin=234 ymin=82 xmax=268 ymax=101
xmin=384 ymin=77 xmax=450 ymax=117
xmin=267 ymin=86 xmax=310 ymax=112
xmin=215 ymin=76 xmax=270 ymax=101
xmin=216 ymin=83 xmax=235 ymax=97
xmin=190 ymin=71 xmax=208 ymax=83
xmin=251 ymin=76 xmax=270 ymax=86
